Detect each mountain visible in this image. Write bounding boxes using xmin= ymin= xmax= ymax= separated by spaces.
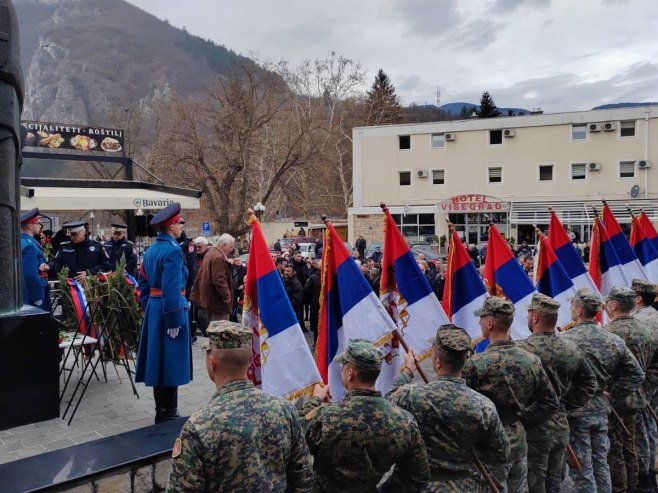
xmin=15 ymin=0 xmax=256 ymax=125
xmin=592 ymin=102 xmax=658 ymax=110
xmin=439 ymin=102 xmax=530 ymax=117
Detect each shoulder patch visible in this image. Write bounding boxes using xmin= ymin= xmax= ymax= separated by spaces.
xmin=172 ymin=437 xmax=182 ymax=458
xmin=305 ymin=408 xmax=319 ymax=421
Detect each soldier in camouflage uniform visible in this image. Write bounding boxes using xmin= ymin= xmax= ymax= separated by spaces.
xmin=560 ymin=288 xmax=645 ymax=493
xmin=517 ymin=293 xmax=598 ymax=493
xmin=299 ymin=339 xmax=430 ymax=492
xmin=386 ymin=324 xmax=511 ymax=492
xmin=604 ymin=286 xmax=658 ymax=493
xmin=463 ymin=296 xmax=561 ymax=493
xmin=167 ymin=321 xmax=313 ymax=492
xmin=632 ymin=279 xmax=658 ymax=491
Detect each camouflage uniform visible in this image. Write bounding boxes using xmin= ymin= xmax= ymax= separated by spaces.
xmin=631 ymin=279 xmax=658 ymax=490
xmin=167 ymin=322 xmax=313 ymax=492
xmin=517 ymin=293 xmax=598 ymax=493
xmin=463 ymin=297 xmax=561 ymax=493
xmin=605 ymin=286 xmax=658 ymax=493
xmin=387 ymin=326 xmax=511 ymax=492
xmin=299 ymin=339 xmax=430 ymax=492
xmin=560 ymin=288 xmax=645 ymax=493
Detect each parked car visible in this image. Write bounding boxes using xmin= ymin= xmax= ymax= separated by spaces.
xmin=365 ymin=242 xmax=383 ymax=259
xmin=297 ymin=243 xmax=316 ymax=259
xmin=343 ymin=242 xmax=353 ymax=252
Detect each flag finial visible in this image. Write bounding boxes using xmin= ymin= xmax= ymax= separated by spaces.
xmin=321 ymin=214 xmax=330 ymax=225
xmin=380 ymin=202 xmax=388 ymax=212
xmin=601 ymin=198 xmax=608 ymax=206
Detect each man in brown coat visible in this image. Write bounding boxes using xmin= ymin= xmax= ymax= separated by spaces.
xmin=191 ymin=233 xmax=235 ymax=322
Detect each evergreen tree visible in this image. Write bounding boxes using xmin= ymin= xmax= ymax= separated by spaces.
xmin=366 ymin=69 xmax=402 ymax=125
xmin=477 ymin=91 xmax=501 ymax=118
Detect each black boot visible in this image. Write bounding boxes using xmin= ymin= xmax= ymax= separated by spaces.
xmin=159 ymin=386 xmax=181 ymax=422
xmin=153 ymin=386 xmax=167 ymax=424
xmin=650 ymin=469 xmax=658 ymax=489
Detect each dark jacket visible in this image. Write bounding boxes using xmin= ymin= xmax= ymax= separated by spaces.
xmin=291 ymin=258 xmax=308 ymax=286
xmin=103 ymin=238 xmax=138 ymax=276
xmin=190 ymin=247 xmax=232 ymax=315
xmin=232 ymin=263 xmax=246 ymax=301
xmin=48 ymin=239 xmax=111 ymax=276
xmin=285 ymin=276 xmax=304 ymax=311
xmin=304 ymin=270 xmax=321 ymax=308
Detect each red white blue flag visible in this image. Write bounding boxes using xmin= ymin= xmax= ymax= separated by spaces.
xmin=243 ymin=214 xmax=321 ymax=399
xmin=317 ymin=222 xmax=396 ymax=401
xmin=589 ymin=215 xmax=630 ymax=296
xmin=630 ymin=212 xmax=658 ymax=281
xmin=602 ymin=203 xmax=648 ymax=281
xmin=639 ymin=210 xmax=658 ymax=255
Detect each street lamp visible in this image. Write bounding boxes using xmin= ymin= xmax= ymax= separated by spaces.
xmin=89 ymin=212 xmax=95 ymax=236
xmin=254 ymin=202 xmax=266 ymax=221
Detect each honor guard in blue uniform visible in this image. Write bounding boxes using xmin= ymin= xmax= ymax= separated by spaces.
xmin=103 ymin=223 xmax=138 ymax=276
xmin=42 ymin=221 xmax=111 ymax=283
xmin=20 ymin=208 xmax=50 ymax=310
xmin=135 ymin=203 xmax=192 ymax=423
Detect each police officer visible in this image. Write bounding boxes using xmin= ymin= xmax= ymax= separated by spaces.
xmin=560 ymin=288 xmax=645 ymax=492
xmin=20 ymin=208 xmax=50 ymax=310
xmin=167 ymin=321 xmax=313 ymax=492
xmin=42 ymin=221 xmax=110 ymax=283
xmin=517 ymin=293 xmax=597 ymax=493
xmin=462 ymin=296 xmax=560 ymax=493
xmin=299 ymin=339 xmax=430 ymax=492
xmin=103 ymin=223 xmax=137 ymax=276
xmin=135 ymin=203 xmax=192 ymax=424
xmin=387 ymin=325 xmax=510 ymax=492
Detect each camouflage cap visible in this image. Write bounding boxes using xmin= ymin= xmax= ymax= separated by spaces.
xmin=632 ymin=278 xmax=657 ymax=295
xmin=474 ymin=296 xmax=515 ymax=318
xmin=334 ymin=339 xmax=383 ymax=371
xmin=605 ymin=286 xmax=636 ymax=305
xmin=526 ymin=292 xmax=560 ymax=314
xmin=202 ymin=320 xmax=253 ymax=350
xmin=429 ymin=324 xmax=472 ymax=353
xmin=570 ymin=288 xmax=603 ymax=312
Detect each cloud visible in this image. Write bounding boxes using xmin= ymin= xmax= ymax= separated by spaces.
xmin=452 ymin=18 xmax=504 ymax=51
xmin=393 ymin=0 xmax=462 ymax=36
xmin=489 ymin=0 xmax=551 ymax=13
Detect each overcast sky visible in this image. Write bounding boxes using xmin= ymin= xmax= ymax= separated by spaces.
xmin=127 ymin=0 xmax=658 ymax=113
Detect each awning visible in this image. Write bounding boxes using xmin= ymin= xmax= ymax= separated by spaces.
xmin=20 ymin=178 xmax=202 ymax=211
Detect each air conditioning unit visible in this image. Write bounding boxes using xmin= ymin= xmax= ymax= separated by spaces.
xmin=603 ymin=122 xmax=617 ymax=131
xmin=638 ymin=159 xmax=652 ymax=169
xmin=589 ymin=123 xmax=602 ymax=132
xmin=503 ymin=129 xmax=515 ymax=138
xmin=417 ymin=170 xmax=428 ymax=178
xmin=444 ymin=132 xmax=456 ymax=141
xmin=588 ymin=162 xmax=601 ymax=171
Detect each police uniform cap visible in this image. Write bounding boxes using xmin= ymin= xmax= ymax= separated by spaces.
xmin=632 ymin=278 xmax=657 ymax=295
xmin=526 ymin=292 xmax=560 ymax=314
xmin=111 ymin=223 xmax=128 ymax=232
xmin=63 ymin=220 xmax=86 ymax=234
xmin=149 ymin=202 xmax=182 ymax=226
xmin=20 ymin=207 xmax=39 ymax=224
xmin=334 ymin=339 xmax=383 ymax=372
xmin=429 ymin=324 xmax=472 ymax=353
xmin=605 ymin=286 xmax=636 ymax=305
xmin=474 ymin=296 xmax=515 ymax=317
xmin=570 ymin=288 xmax=603 ymax=312
xmin=202 ymin=320 xmax=253 ymax=350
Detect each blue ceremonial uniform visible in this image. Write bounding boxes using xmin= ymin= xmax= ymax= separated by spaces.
xmin=103 ymin=238 xmax=138 ymax=276
xmin=21 ymin=232 xmax=49 ymax=309
xmin=135 ymin=232 xmax=192 ymax=387
xmin=48 ymin=239 xmax=111 ymax=276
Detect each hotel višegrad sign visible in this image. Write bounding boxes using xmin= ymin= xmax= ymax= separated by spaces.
xmin=439 ymin=194 xmax=510 ymax=212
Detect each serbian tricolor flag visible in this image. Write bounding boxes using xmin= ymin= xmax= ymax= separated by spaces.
xmin=242 ymin=213 xmax=321 ymax=399
xmin=548 ymin=209 xmax=600 ymax=295
xmin=380 ymin=206 xmax=450 ymax=362
xmin=630 ymin=212 xmax=658 ymax=281
xmin=535 ymin=232 xmax=578 ymax=327
xmin=66 ymin=278 xmax=94 ymax=337
xmin=483 ymin=224 xmax=535 ymax=340
xmin=589 ymin=215 xmax=630 ymax=296
xmin=602 ymin=202 xmax=648 ymax=281
xmin=317 ymin=221 xmax=396 ymax=401
xmin=443 ymin=226 xmax=488 ymax=342
xmin=639 ymin=210 xmax=658 ymax=255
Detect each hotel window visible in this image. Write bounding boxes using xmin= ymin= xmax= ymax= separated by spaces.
xmin=620 ymin=120 xmax=636 ymax=138
xmin=399 ymin=135 xmax=411 ymax=150
xmin=539 ymin=164 xmax=554 ymax=182
xmin=390 ymin=213 xmax=436 ymax=243
xmin=571 ymin=124 xmax=587 ymax=141
xmin=571 ymin=163 xmax=587 ymax=180
xmin=619 ymin=160 xmax=636 ymax=179
xmin=432 ymin=169 xmax=445 ymax=185
xmin=489 ymin=130 xmax=503 ymax=145
xmin=488 ymin=167 xmax=503 ymax=183
xmin=399 ymin=171 xmax=411 ymax=186
xmin=431 ymin=133 xmax=445 ymax=149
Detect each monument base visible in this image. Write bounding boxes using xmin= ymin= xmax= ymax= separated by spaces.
xmin=0 ymin=306 xmax=59 ymax=430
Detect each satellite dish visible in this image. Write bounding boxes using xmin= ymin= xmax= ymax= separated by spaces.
xmin=630 ymin=185 xmax=640 ymax=198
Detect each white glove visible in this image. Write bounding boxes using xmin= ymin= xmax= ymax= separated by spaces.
xmin=167 ymin=327 xmax=180 ymax=339
xmin=34 ymin=299 xmax=43 ymax=306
